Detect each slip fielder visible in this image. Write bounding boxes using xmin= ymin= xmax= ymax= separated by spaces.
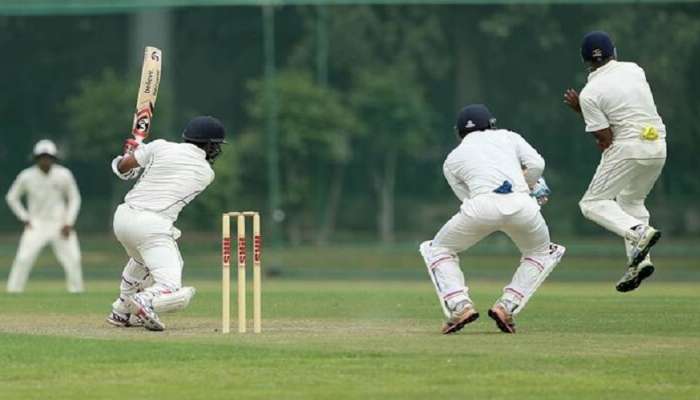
xmin=420 ymin=104 xmax=565 ymax=334
xmin=106 ymin=116 xmax=226 ymax=331
xmin=564 ymin=31 xmax=666 ymax=292
xmin=5 ymin=139 xmax=84 ymax=293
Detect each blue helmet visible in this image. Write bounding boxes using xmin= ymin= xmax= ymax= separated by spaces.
xmin=581 ymin=31 xmax=616 ymax=63
xmin=455 ymin=104 xmax=497 ymax=137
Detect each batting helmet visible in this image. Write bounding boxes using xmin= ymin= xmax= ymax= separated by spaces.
xmin=455 ymin=104 xmax=497 ymax=138
xmin=581 ymin=31 xmax=616 ymax=63
xmin=182 ymin=116 xmax=226 ymax=143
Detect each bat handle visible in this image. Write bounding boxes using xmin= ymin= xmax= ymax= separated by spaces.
xmin=123 ymin=137 xmax=142 ymax=155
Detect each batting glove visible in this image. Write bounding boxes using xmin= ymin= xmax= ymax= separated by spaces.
xmin=124 ymin=138 xmax=140 ymax=154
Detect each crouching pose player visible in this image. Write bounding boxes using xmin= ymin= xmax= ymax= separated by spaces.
xmin=106 ymin=116 xmax=225 ymax=331
xmin=419 ymin=105 xmax=565 ymax=334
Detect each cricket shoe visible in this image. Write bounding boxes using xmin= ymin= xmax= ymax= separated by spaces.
xmin=488 ymin=303 xmax=516 ymax=334
xmin=125 ymin=295 xmax=165 ymax=331
xmin=441 ymin=301 xmax=479 ymax=335
xmin=626 ymin=225 xmax=661 ymax=269
xmin=615 ymin=260 xmax=655 ymax=293
xmin=105 ymin=311 xmax=144 ymax=328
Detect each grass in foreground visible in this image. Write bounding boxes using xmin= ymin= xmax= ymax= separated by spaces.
xmin=1 ymin=279 xmax=699 ymax=400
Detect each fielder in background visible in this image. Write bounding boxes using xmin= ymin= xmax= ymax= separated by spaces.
xmin=564 ymin=31 xmax=666 ymax=292
xmin=5 ymin=139 xmax=84 ymax=293
xmin=420 ymin=105 xmax=565 ymax=334
xmin=106 ymin=116 xmax=225 ymax=331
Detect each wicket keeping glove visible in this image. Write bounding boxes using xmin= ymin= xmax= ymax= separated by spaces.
xmin=530 ymin=177 xmax=551 ymax=206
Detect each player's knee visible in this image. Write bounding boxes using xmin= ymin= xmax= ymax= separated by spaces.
xmin=617 ymin=197 xmax=648 ymax=216
xmin=419 ymin=241 xmax=458 ymax=267
xmin=14 ymin=253 xmax=35 ymax=267
xmin=151 ymin=286 xmax=196 ymax=313
xmin=578 ymin=199 xmax=597 ymax=220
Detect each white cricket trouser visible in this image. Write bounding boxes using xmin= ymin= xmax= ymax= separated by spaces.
xmin=111 ymin=204 xmax=183 ymax=313
xmin=578 ymin=141 xmax=666 ymax=261
xmin=6 ymin=221 xmax=83 ymax=293
xmin=420 ymin=192 xmax=551 ymax=316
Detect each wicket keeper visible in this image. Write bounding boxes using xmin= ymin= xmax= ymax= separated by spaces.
xmin=420 ymin=105 xmax=565 ymax=334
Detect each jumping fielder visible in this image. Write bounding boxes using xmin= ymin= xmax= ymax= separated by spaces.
xmin=5 ymin=139 xmax=84 ymax=293
xmin=420 ymin=105 xmax=565 ymax=334
xmin=106 ymin=116 xmax=225 ymax=331
xmin=564 ymin=31 xmax=666 ymax=292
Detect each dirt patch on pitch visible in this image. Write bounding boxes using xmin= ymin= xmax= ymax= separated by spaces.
xmin=0 ymin=313 xmax=437 ymax=343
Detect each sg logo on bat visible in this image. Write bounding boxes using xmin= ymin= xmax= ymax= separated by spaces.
xmin=133 ymin=107 xmax=153 ymax=138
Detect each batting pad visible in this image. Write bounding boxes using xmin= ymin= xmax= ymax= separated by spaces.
xmin=513 ymin=244 xmax=566 ymax=315
xmin=152 ymin=286 xmax=196 ymax=313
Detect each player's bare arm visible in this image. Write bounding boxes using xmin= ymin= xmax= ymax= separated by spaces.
xmin=592 ymin=127 xmax=613 ymax=151
xmin=117 ymin=153 xmax=139 ymax=173
xmin=564 ymin=88 xmax=611 ymax=151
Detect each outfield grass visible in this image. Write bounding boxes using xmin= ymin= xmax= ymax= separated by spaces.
xmin=0 ymin=236 xmax=699 ymax=399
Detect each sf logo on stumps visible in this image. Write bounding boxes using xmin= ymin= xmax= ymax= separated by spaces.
xmin=238 ymin=238 xmax=247 ymax=265
xmin=222 ymin=237 xmax=231 ymax=264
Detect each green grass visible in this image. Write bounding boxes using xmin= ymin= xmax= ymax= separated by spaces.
xmin=0 ymin=235 xmax=699 ymax=399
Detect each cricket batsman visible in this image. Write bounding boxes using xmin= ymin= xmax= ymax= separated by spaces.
xmin=106 ymin=116 xmax=225 ymax=331
xmin=419 ymin=105 xmax=565 ymax=334
xmin=564 ymin=31 xmax=666 ymax=292
xmin=5 ymin=139 xmax=84 ymax=293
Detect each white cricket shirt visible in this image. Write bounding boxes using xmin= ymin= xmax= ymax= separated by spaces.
xmin=579 ymin=60 xmax=666 ymax=142
xmin=125 ymin=139 xmax=214 ymax=221
xmin=5 ymin=164 xmax=81 ymax=225
xmin=443 ymin=129 xmax=545 ymax=201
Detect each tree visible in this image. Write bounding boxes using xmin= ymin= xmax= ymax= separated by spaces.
xmin=63 ymin=68 xmax=173 ymax=226
xmin=243 ymin=70 xmax=359 ymax=244
xmin=288 ymin=6 xmax=448 ymax=242
xmin=350 ymin=66 xmax=434 ymax=243
xmin=64 ymin=69 xmax=134 ymax=162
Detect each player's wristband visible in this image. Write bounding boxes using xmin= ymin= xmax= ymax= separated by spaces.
xmin=111 ymin=156 xmax=140 ymax=181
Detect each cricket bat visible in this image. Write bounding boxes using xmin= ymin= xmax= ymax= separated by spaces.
xmin=131 ymin=46 xmax=162 ymax=144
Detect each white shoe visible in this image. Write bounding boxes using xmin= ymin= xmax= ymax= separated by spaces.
xmin=106 ymin=311 xmax=144 ymax=327
xmin=625 ymin=225 xmax=661 ymax=268
xmin=106 ymin=311 xmax=131 ymax=327
xmin=125 ymin=295 xmax=165 ymax=331
xmin=616 ymin=260 xmax=655 ymax=293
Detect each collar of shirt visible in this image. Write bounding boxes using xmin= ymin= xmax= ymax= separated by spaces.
xmin=30 ymin=165 xmax=56 ymax=178
xmin=184 ymin=142 xmax=207 ymax=159
xmin=587 ymin=59 xmax=618 ymax=82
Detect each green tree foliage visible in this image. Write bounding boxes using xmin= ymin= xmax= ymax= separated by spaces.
xmin=289 ymin=5 xmax=449 ymax=85
xmin=63 ymin=69 xmax=134 ymax=162
xmin=350 ymin=66 xmax=434 ymax=242
xmin=243 ymin=70 xmax=360 ymax=243
xmin=289 ymin=5 xmax=445 ymax=242
xmin=3 ymin=5 xmax=700 ymax=236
